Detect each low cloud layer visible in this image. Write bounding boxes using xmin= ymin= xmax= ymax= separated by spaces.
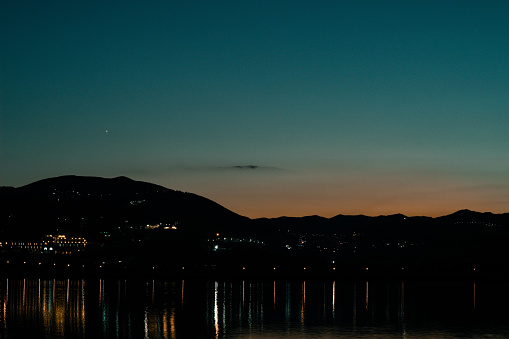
xmin=231 ymin=165 xmax=259 ymax=170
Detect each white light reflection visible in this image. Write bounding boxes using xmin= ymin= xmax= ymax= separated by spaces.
xmin=332 ymin=281 xmax=336 ymax=319
xmin=144 ymin=307 xmax=149 ymax=339
xmin=214 ymin=281 xmax=219 ymax=339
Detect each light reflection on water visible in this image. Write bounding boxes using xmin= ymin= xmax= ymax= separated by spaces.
xmin=0 ymin=278 xmax=508 ymax=338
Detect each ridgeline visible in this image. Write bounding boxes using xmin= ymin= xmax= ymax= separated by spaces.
xmin=1 ymin=175 xmax=509 ymax=279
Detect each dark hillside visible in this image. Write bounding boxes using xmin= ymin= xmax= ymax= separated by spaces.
xmin=0 ymin=175 xmax=249 ymax=238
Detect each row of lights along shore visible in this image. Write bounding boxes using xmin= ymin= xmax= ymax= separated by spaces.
xmin=2 ymin=261 xmax=479 ymax=273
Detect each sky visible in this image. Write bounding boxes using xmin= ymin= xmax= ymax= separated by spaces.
xmin=2 ymin=0 xmax=509 ymax=218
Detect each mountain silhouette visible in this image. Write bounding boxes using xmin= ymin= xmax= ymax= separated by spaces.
xmin=0 ymin=175 xmax=249 ymax=238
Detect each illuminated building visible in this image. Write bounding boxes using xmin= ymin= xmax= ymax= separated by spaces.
xmin=3 ymin=235 xmax=87 ymax=255
xmin=41 ymin=235 xmax=87 ymax=254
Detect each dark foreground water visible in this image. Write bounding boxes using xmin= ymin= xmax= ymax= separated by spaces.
xmin=1 ymin=278 xmax=509 ymax=338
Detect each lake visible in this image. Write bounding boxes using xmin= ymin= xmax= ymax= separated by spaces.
xmin=1 ymin=278 xmax=509 ymax=338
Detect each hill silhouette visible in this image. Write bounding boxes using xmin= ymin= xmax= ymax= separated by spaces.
xmin=0 ymin=175 xmax=249 ymax=239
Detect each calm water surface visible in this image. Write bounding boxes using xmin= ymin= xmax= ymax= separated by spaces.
xmin=1 ymin=278 xmax=509 ymax=338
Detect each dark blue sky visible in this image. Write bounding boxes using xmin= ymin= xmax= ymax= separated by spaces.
xmin=2 ymin=1 xmax=509 ymax=217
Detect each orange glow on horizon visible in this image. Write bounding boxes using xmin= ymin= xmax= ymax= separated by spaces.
xmin=147 ymin=170 xmax=509 ymax=219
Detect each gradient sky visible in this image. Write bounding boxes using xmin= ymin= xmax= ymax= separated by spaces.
xmin=2 ymin=1 xmax=509 ymax=218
